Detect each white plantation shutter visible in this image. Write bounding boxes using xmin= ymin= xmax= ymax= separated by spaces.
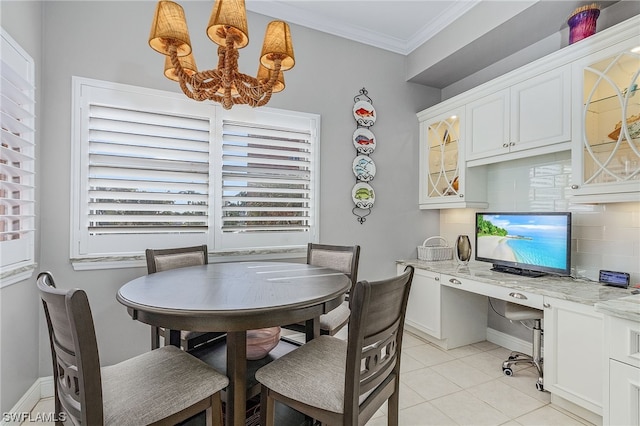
xmin=72 ymin=78 xmax=214 ymax=257
xmin=221 ymin=121 xmax=312 ymax=231
xmin=87 ymin=105 xmax=210 ymax=234
xmin=216 ymin=109 xmax=319 ymax=249
xmin=72 ymin=78 xmax=319 ymax=263
xmin=0 ymin=29 xmax=36 ymax=276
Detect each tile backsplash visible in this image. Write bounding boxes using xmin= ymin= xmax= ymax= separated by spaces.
xmin=438 ymin=152 xmax=640 ymax=285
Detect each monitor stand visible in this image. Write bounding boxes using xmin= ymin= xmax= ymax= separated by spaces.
xmin=491 ymin=264 xmax=546 ymax=278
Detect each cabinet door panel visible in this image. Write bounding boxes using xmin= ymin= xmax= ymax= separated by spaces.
xmin=544 ymin=298 xmax=603 ymax=414
xmin=511 ymin=65 xmax=571 ymax=150
xmin=609 ymin=359 xmax=640 ymax=426
xmin=404 ymin=267 xmax=441 ymax=338
xmin=466 ymin=90 xmax=509 ymax=161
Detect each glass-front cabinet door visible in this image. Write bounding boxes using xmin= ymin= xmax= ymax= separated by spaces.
xmin=417 ymin=107 xmax=487 ymax=209
xmin=571 ymin=38 xmax=640 ymax=202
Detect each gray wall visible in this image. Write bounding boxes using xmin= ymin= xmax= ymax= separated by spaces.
xmin=0 ymin=1 xmax=439 ymax=412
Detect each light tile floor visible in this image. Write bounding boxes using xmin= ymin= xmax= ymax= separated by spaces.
xmin=23 ymin=331 xmax=596 ymax=426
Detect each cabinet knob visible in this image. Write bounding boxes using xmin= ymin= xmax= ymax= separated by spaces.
xmin=571 ymin=184 xmax=579 ymax=189
xmin=459 ymin=193 xmax=464 ymax=198
xmin=449 ymin=278 xmax=462 ymax=285
xmin=509 ymin=142 xmax=515 ymax=147
xmin=502 ymin=143 xmax=509 ymax=148
xmin=435 ymin=277 xmax=440 ymax=281
xmin=543 ymin=303 xmax=551 ymax=308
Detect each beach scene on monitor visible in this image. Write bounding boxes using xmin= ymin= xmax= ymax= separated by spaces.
xmin=476 ymin=214 xmax=568 ymax=269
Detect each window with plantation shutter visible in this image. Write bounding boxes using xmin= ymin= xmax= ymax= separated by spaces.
xmin=216 ymin=111 xmax=318 ymax=249
xmin=72 ymin=77 xmax=319 ymax=265
xmin=1 ymin=29 xmax=36 ymax=284
xmin=72 ymin=78 xmax=214 ymax=258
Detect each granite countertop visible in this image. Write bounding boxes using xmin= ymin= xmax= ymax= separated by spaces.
xmin=397 ymin=259 xmax=638 ymax=321
xmin=593 ymin=295 xmax=640 ymax=323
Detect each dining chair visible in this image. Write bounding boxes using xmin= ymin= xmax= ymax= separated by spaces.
xmin=37 ymin=271 xmax=229 ymax=426
xmin=146 ymin=244 xmax=225 ymax=350
xmin=255 ymin=265 xmax=415 ymax=426
xmin=284 ymin=243 xmax=361 ymax=337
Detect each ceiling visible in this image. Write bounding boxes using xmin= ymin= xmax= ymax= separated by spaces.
xmin=246 ymin=0 xmax=620 ymax=88
xmin=246 ymin=0 xmax=480 ymax=56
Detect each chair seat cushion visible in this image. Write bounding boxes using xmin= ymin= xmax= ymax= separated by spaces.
xmin=504 ymin=303 xmax=542 ymax=321
xmin=102 ymin=345 xmax=228 ymax=425
xmin=255 ymin=335 xmax=347 ymax=414
xmin=319 ymin=300 xmax=350 ymax=332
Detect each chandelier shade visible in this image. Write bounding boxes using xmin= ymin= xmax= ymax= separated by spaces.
xmin=164 ymin=53 xmax=197 ymax=81
xmin=149 ymin=1 xmax=192 ymax=57
xmin=148 ymin=0 xmax=295 ymax=109
xmin=207 ymin=0 xmax=249 ymax=48
xmin=257 ymin=64 xmax=285 ymax=93
xmin=260 ymin=20 xmax=295 ymax=71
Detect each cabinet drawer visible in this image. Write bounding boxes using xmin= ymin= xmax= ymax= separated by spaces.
xmin=441 ymin=274 xmax=543 ymax=309
xmin=608 ymin=316 xmax=640 ymax=368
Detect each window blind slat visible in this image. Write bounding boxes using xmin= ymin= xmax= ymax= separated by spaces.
xmin=89 ymin=130 xmax=209 ymax=153
xmin=0 ymin=75 xmax=33 ymax=105
xmin=1 ymin=93 xmax=35 ymax=120
xmin=1 ymin=111 xmax=34 ymax=134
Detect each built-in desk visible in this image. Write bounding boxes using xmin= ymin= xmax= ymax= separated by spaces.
xmin=396 ymin=259 xmax=637 ymax=425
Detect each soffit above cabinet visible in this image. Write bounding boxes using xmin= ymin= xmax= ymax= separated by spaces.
xmin=248 ymin=0 xmax=621 ymax=88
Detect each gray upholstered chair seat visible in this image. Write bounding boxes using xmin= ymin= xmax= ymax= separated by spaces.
xmin=102 ymin=345 xmax=229 ymax=425
xmin=255 ymin=336 xmax=347 ymax=414
xmin=318 ymin=300 xmax=350 ymax=331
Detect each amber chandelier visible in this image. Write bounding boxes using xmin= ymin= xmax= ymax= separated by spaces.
xmin=149 ymin=0 xmax=295 ymax=109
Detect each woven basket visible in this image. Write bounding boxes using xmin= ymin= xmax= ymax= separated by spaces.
xmin=417 ymin=236 xmax=453 ymax=261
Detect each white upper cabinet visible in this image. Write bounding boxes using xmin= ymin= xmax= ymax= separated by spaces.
xmin=416 ymin=15 xmax=639 ymax=208
xmin=417 ymin=106 xmax=487 ymax=209
xmin=466 ymin=65 xmax=572 ymax=166
xmin=570 ymin=35 xmax=640 ymax=203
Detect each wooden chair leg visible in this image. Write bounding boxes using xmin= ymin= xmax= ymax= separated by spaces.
xmin=260 ymin=388 xmax=275 ymax=426
xmin=388 ymin=389 xmax=399 ymax=426
xmin=151 ymin=326 xmax=160 ymax=350
xmin=211 ymin=393 xmax=223 ymax=426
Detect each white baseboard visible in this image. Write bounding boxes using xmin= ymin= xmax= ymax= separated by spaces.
xmin=486 ymin=327 xmax=534 ymax=355
xmin=1 ymin=377 xmax=53 ymax=426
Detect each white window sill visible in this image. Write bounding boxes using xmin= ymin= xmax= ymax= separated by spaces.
xmin=0 ymin=263 xmax=37 ymax=288
xmin=71 ymin=247 xmax=307 ymax=271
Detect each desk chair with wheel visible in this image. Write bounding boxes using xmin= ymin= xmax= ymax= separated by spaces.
xmin=501 ymin=302 xmax=544 ymax=391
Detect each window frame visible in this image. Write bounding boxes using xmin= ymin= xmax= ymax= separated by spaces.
xmin=0 ymin=28 xmax=36 ymax=287
xmin=70 ymin=77 xmax=320 ymax=270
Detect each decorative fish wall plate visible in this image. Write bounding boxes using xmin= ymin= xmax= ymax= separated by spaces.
xmin=352 ymin=155 xmax=376 ymax=181
xmin=351 ymin=182 xmax=375 ymax=209
xmin=352 ymin=128 xmax=376 ymax=154
xmin=352 ymin=100 xmax=376 ymax=127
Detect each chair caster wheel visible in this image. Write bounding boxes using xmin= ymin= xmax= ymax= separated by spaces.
xmin=503 ymin=367 xmax=513 ymax=377
xmin=536 ymin=381 xmax=544 ymax=391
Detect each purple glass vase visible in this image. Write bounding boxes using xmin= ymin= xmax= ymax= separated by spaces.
xmin=568 ymin=8 xmax=600 ymax=45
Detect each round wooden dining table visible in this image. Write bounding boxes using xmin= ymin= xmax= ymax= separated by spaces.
xmin=116 ymin=261 xmax=351 ymax=426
